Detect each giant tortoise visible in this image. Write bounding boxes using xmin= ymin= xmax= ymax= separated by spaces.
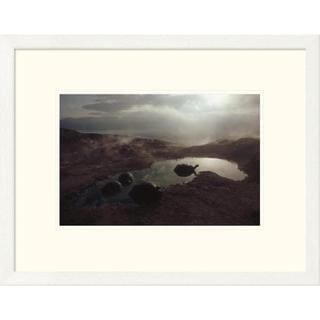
xmin=174 ymin=164 xmax=199 ymax=177
xmin=128 ymin=182 xmax=161 ymax=205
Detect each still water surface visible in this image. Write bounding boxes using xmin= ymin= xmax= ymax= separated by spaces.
xmin=128 ymin=157 xmax=247 ymax=187
xmin=77 ymin=157 xmax=247 ymax=207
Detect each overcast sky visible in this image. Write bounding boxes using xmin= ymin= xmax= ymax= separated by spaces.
xmin=60 ymin=94 xmax=260 ymax=145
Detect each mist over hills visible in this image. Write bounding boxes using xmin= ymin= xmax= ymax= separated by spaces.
xmin=60 ymin=94 xmax=260 ymax=225
xmin=60 ymin=94 xmax=260 ymax=146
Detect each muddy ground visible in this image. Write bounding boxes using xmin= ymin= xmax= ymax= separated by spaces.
xmin=60 ymin=129 xmax=260 ymax=225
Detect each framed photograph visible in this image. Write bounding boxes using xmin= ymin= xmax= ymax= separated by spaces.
xmin=0 ymin=35 xmax=319 ymax=284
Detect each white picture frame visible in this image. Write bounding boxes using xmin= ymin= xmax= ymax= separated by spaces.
xmin=0 ymin=35 xmax=319 ymax=285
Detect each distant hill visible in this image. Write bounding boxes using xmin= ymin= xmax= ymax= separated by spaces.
xmin=60 ymin=128 xmax=259 ymax=191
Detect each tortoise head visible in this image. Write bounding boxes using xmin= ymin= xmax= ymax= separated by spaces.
xmin=193 ymin=164 xmax=199 ymax=175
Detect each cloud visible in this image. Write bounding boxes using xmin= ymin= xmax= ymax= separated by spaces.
xmin=79 ymin=94 xmax=259 ymax=114
xmin=60 ymin=94 xmax=260 ymax=145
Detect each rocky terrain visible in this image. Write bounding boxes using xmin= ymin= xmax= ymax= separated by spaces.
xmin=60 ymin=129 xmax=260 ymax=225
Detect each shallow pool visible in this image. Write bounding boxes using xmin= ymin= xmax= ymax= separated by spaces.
xmin=128 ymin=157 xmax=247 ymax=187
xmin=74 ymin=157 xmax=247 ymax=207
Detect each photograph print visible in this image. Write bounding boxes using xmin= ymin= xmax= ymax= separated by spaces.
xmin=60 ymin=94 xmax=260 ymax=225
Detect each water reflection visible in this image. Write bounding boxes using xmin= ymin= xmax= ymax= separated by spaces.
xmin=130 ymin=157 xmax=246 ymax=187
xmin=75 ymin=157 xmax=247 ymax=207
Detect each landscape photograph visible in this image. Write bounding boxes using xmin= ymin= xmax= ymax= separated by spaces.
xmin=60 ymin=93 xmax=260 ymax=225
